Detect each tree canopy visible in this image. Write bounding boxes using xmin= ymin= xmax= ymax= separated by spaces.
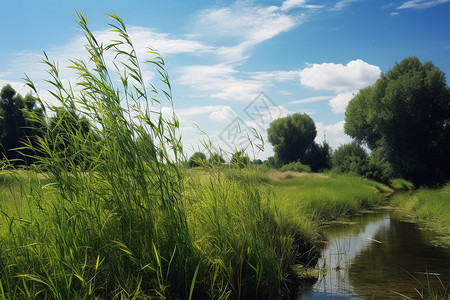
xmin=0 ymin=84 xmax=44 ymax=164
xmin=267 ymin=113 xmax=317 ymax=165
xmin=345 ymin=56 xmax=450 ymax=186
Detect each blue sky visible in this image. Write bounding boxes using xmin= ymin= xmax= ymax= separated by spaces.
xmin=1 ymin=0 xmax=449 ymax=160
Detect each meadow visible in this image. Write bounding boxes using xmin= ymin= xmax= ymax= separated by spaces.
xmin=0 ymin=165 xmax=390 ymax=299
xmin=0 ymin=12 xmax=448 ymax=300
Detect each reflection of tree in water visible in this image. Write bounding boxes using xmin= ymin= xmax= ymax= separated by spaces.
xmin=349 ymin=218 xmax=450 ymax=299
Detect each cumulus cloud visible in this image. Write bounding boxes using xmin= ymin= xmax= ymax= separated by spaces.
xmin=208 ymin=106 xmax=237 ymax=123
xmin=173 ymin=105 xmax=238 ymax=124
xmin=177 ymin=63 xmax=263 ymax=101
xmin=329 ymin=92 xmax=356 ymax=113
xmin=299 ymin=59 xmax=381 ymax=93
xmin=315 ymin=121 xmax=352 ymax=149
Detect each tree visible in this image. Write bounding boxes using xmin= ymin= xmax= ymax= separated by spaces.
xmin=46 ymin=107 xmax=99 ymax=170
xmin=332 ymin=142 xmax=369 ymax=176
xmin=302 ymin=141 xmax=332 ymax=172
xmin=345 ymin=57 xmax=450 ymax=185
xmin=188 ymin=151 xmax=206 ymax=168
xmin=0 ymin=84 xmax=44 ymax=164
xmin=267 ymin=113 xmax=317 ymax=165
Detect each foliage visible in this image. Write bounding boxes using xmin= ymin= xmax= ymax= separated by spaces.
xmin=1 ymin=12 xmax=195 ymax=299
xmin=208 ymin=152 xmax=225 ymax=165
xmin=279 ymin=161 xmax=311 ymax=173
xmin=332 ymin=142 xmax=369 ymax=176
xmin=391 ymin=184 xmax=450 ymax=246
xmin=332 ymin=142 xmax=393 ymax=183
xmin=345 ymin=56 xmax=450 ymax=186
xmin=267 ymin=113 xmax=316 ymax=165
xmin=265 ymin=156 xmax=282 ymax=169
xmin=389 ymin=178 xmax=414 ymax=191
xmin=230 ymin=149 xmax=250 ymax=168
xmin=302 ymin=141 xmax=332 ymax=172
xmin=0 ymin=84 xmax=44 ymax=164
xmin=188 ymin=151 xmax=207 ymax=168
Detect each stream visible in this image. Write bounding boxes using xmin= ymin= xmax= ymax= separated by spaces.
xmin=299 ymin=210 xmax=450 ymax=299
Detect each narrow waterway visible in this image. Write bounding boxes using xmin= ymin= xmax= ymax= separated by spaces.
xmin=300 ymin=210 xmax=450 ymax=299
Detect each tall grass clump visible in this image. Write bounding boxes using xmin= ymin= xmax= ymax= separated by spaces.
xmin=0 ymin=12 xmax=196 ymax=299
xmin=186 ymin=167 xmax=318 ymax=299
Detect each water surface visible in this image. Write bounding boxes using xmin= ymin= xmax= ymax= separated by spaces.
xmin=300 ymin=210 xmax=450 ymax=299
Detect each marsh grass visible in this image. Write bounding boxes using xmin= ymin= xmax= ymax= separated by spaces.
xmin=391 ymin=184 xmax=450 ymax=245
xmin=1 ymin=12 xmax=195 ymax=299
xmin=272 ymin=174 xmax=389 ymax=222
xmin=0 ymin=12 xmax=331 ymax=299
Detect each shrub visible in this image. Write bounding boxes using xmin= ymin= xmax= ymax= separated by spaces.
xmin=332 ymin=142 xmax=368 ymax=175
xmin=279 ymin=161 xmax=311 ymax=173
xmin=188 ymin=151 xmax=207 ymax=167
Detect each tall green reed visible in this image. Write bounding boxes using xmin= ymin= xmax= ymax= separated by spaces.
xmin=1 ymin=12 xmax=196 ymax=299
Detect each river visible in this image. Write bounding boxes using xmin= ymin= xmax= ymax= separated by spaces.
xmin=299 ymin=210 xmax=450 ymax=299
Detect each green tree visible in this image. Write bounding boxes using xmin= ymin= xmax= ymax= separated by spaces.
xmin=302 ymin=141 xmax=332 ymax=172
xmin=188 ymin=151 xmax=206 ymax=168
xmin=267 ymin=113 xmax=317 ymax=165
xmin=46 ymin=107 xmax=100 ymax=170
xmin=332 ymin=142 xmax=369 ymax=176
xmin=0 ymin=84 xmax=44 ymax=164
xmin=345 ymin=57 xmax=450 ymax=185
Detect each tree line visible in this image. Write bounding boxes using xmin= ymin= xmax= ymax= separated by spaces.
xmin=0 ymin=84 xmax=96 ymax=167
xmin=188 ymin=57 xmax=450 ymax=187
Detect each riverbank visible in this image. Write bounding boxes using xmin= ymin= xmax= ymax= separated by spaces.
xmin=391 ymin=184 xmax=450 ymax=246
xmin=0 ymin=167 xmax=391 ymax=299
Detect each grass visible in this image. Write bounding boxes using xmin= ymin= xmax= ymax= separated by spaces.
xmin=391 ymin=184 xmax=450 ymax=245
xmin=271 ymin=172 xmax=390 ymax=222
xmin=0 ymin=12 xmax=392 ymax=299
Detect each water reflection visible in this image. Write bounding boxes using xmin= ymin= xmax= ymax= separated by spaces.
xmin=300 ymin=211 xmax=450 ymax=299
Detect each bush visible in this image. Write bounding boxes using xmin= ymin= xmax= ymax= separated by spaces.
xmin=332 ymin=142 xmax=368 ymax=175
xmin=332 ymin=142 xmax=393 ymax=183
xmin=188 ymin=151 xmax=207 ymax=167
xmin=279 ymin=161 xmax=311 ymax=173
xmin=231 ymin=150 xmax=250 ymax=168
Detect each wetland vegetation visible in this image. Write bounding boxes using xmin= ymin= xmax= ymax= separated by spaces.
xmin=0 ymin=12 xmax=449 ymax=300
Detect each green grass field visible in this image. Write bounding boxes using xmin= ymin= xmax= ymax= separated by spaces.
xmin=0 ymin=166 xmax=391 ymax=299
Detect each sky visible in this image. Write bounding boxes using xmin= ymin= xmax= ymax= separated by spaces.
xmin=1 ymin=0 xmax=449 ymax=160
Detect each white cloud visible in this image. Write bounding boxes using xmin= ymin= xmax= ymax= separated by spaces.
xmin=299 ymin=59 xmax=381 ymax=93
xmin=315 ymin=121 xmax=352 ymax=149
xmin=397 ymin=0 xmax=449 ymax=9
xmin=174 ymin=104 xmax=238 ymax=124
xmin=280 ymin=0 xmax=307 ymax=11
xmin=250 ymin=70 xmax=300 ymax=82
xmin=177 ymin=64 xmax=265 ymax=101
xmin=245 ymin=106 xmax=289 ymax=130
xmin=208 ymin=106 xmax=237 ymax=123
xmin=333 ymin=0 xmax=360 ymax=11
xmin=194 ymin=2 xmax=304 ymax=60
xmin=288 ymin=95 xmax=332 ymax=105
xmin=329 ymin=92 xmax=355 ymax=113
